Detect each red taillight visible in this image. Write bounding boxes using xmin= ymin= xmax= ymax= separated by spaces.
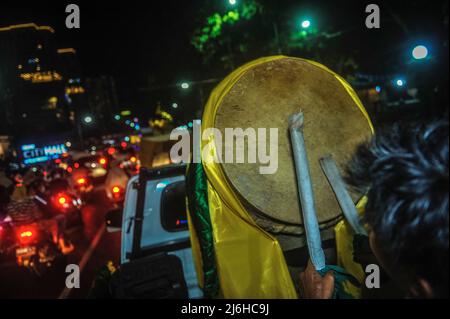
xmin=74 ymin=163 xmax=80 ymax=169
xmin=57 ymin=193 xmax=70 ymax=207
xmin=17 ymin=227 xmax=36 ymax=245
xmin=120 ymin=142 xmax=127 ymax=148
xmin=77 ymin=177 xmax=86 ymax=185
xmin=107 ymin=147 xmax=116 ymax=155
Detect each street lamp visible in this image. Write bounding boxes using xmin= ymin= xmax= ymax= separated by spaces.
xmin=83 ymin=115 xmax=93 ymax=125
xmin=229 ymin=0 xmax=237 ymax=5
xmin=412 ymin=45 xmax=429 ymax=60
xmin=172 ymin=103 xmax=179 ymax=109
xmin=395 ymin=78 xmax=406 ymax=87
xmin=301 ymin=19 xmax=311 ymax=29
xmin=181 ymin=82 xmax=190 ymax=89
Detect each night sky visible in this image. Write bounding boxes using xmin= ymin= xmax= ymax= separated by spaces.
xmin=1 ymin=1 xmax=203 ymax=108
xmin=1 ymin=0 xmax=448 ymax=120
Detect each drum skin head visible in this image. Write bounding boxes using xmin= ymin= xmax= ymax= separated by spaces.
xmin=214 ymin=57 xmax=372 ymax=226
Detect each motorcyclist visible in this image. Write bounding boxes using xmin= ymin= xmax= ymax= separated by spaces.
xmin=8 ymin=168 xmax=28 ymax=201
xmin=0 ymin=162 xmax=14 ymax=221
xmin=104 ymin=164 xmax=129 ymax=203
xmin=2 ymin=165 xmax=74 ymax=255
xmin=47 ymin=167 xmax=71 ymax=194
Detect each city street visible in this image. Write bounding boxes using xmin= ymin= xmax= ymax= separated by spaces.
xmin=0 ymin=0 xmax=448 ymax=303
xmin=0 ymin=190 xmax=120 ymax=299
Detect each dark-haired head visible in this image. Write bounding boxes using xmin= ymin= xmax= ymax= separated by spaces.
xmin=346 ymin=120 xmax=449 ymax=298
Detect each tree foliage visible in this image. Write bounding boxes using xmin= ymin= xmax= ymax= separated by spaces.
xmin=192 ymin=1 xmax=261 ymax=53
xmin=191 ymin=0 xmax=359 ymax=76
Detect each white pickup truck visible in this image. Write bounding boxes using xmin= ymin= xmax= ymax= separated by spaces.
xmin=105 ymin=164 xmax=202 ymax=298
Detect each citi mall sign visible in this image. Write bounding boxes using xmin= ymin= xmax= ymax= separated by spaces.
xmin=21 ymin=143 xmax=68 ymax=165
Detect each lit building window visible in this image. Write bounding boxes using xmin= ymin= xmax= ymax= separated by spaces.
xmin=0 ymin=23 xmax=55 ymax=34
xmin=20 ymin=73 xmax=31 ymax=80
xmin=57 ymin=48 xmax=76 ymax=54
xmin=20 ymin=71 xmax=63 ymax=83
xmin=65 ymin=86 xmax=85 ymax=95
xmin=28 ymin=58 xmax=39 ymax=64
xmin=48 ymin=96 xmax=58 ymax=109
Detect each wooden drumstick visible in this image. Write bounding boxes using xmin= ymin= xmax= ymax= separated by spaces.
xmin=288 ymin=112 xmax=326 ymax=271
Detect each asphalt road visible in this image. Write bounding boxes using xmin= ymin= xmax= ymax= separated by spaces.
xmin=0 ymin=191 xmax=121 ymax=299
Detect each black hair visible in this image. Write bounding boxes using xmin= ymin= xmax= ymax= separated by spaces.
xmin=346 ymin=120 xmax=449 ymax=298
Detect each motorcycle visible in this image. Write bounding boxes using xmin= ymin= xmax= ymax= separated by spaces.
xmin=0 ymin=216 xmax=67 ymax=277
xmin=34 ymin=175 xmax=84 ymax=227
xmin=35 ymin=191 xmax=83 ymax=229
xmin=73 ymin=175 xmax=94 ymax=201
xmin=118 ymin=156 xmax=140 ymax=176
xmin=108 ymin=185 xmax=126 ymax=206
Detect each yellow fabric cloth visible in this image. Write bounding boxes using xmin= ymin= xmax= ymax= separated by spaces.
xmin=335 ymin=197 xmax=369 ymax=298
xmin=191 ymin=56 xmax=373 ymax=298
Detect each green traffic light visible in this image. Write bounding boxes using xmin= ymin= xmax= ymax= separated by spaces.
xmin=301 ymin=19 xmax=311 ymax=29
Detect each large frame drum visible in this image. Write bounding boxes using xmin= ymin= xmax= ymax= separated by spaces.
xmin=196 ymin=56 xmax=374 ymax=298
xmin=212 ymin=57 xmax=373 ymax=249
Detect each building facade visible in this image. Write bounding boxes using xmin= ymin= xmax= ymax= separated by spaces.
xmin=0 ymin=23 xmax=87 ymax=145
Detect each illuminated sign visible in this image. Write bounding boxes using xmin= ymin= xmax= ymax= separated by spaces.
xmin=21 ymin=144 xmax=36 ymax=151
xmin=24 ymin=156 xmax=50 ymax=165
xmin=21 ymin=143 xmax=68 ymax=165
